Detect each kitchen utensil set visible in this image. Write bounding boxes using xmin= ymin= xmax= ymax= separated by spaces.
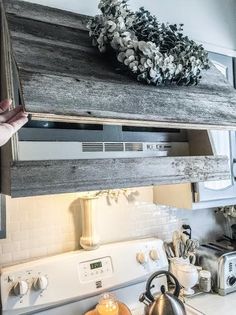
xmin=165 ymin=226 xmax=199 ymax=264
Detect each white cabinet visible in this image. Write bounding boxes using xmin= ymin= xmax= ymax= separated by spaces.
xmin=193 ymin=131 xmax=236 ymax=203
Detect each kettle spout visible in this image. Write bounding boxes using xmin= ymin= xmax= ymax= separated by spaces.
xmin=139 ymin=293 xmax=152 ymax=306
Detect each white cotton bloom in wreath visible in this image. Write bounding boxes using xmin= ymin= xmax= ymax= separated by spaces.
xmin=190 ymin=56 xmax=196 ymax=63
xmin=150 ymin=68 xmax=158 ymax=79
xmin=122 ymin=36 xmax=133 ymax=47
xmin=177 ymin=64 xmax=183 ymax=72
xmin=125 ymin=16 xmax=135 ymax=28
xmin=128 ymin=40 xmax=138 ymax=50
xmin=117 ymin=16 xmax=126 ymax=30
xmin=123 ymin=55 xmax=138 ymax=66
xmin=140 ymin=57 xmax=146 ymax=66
xmin=121 ymin=31 xmax=132 ymax=38
xmin=138 ymin=41 xmax=146 ymax=52
xmin=111 ymin=34 xmax=122 ymax=50
xmin=125 ymin=49 xmax=135 ymax=57
xmin=138 ymin=41 xmax=157 ymax=58
xmin=193 ymin=66 xmax=199 ymax=76
xmin=196 ymin=59 xmax=201 ymax=66
xmin=175 ymin=64 xmax=183 ymax=75
xmin=169 ymin=65 xmax=177 ymax=75
xmin=106 ymin=21 xmax=117 ymax=32
xmin=124 ymin=58 xmax=130 ymax=66
xmin=119 ymin=7 xmax=129 ymax=18
xmin=169 ymin=55 xmax=174 ymax=63
xmin=117 ymin=52 xmax=126 ymax=63
xmin=146 ymin=59 xmax=153 ymax=68
xmin=138 ymin=64 xmax=146 ymax=72
xmin=128 ymin=55 xmax=135 ymax=62
xmin=129 ymin=61 xmax=139 ymax=72
xmin=97 ymin=32 xmax=107 ymax=52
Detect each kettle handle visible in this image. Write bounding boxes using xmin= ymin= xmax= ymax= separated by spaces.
xmin=144 ymin=270 xmax=180 ymax=302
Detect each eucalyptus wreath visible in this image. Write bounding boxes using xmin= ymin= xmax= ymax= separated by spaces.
xmin=88 ymin=0 xmax=210 ymax=86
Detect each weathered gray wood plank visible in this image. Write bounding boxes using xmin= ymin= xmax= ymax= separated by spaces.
xmin=12 ymin=36 xmax=127 ymax=83
xmin=0 ymin=1 xmax=18 ymax=196
xmin=7 ymin=14 xmax=92 ymax=48
xmin=3 ymin=0 xmax=236 ymax=130
xmin=19 ymin=68 xmax=236 ymax=129
xmin=3 ymin=0 xmax=89 ymax=30
xmin=8 ymin=156 xmax=229 ymax=197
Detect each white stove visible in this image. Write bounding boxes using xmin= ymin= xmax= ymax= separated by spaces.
xmin=0 ymin=238 xmax=203 ymax=315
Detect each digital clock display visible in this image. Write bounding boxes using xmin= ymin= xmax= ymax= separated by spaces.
xmin=90 ymin=261 xmax=102 ymax=270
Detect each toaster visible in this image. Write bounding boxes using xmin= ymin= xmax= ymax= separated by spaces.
xmin=196 ymin=243 xmax=236 ymax=296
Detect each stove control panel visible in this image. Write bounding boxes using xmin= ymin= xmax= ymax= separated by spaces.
xmin=0 ymin=238 xmax=168 ymax=314
xmin=79 ymin=256 xmax=113 ymax=282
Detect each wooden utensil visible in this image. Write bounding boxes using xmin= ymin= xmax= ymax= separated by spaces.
xmin=172 ymin=230 xmax=182 ymax=257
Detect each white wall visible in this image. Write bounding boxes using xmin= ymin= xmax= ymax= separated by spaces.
xmin=24 ymin=0 xmax=236 ymax=55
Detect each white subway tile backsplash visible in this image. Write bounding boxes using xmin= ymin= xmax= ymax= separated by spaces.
xmin=0 ymin=194 xmax=81 ymax=266
xmin=0 ymin=254 xmax=12 ymax=265
xmin=12 ymin=249 xmax=30 ymax=262
xmin=0 ymin=188 xmax=225 ymax=267
xmin=29 ymin=247 xmax=48 ymax=258
xmin=11 ymin=230 xmax=29 ymax=242
xmin=2 ymin=242 xmax=20 ymax=254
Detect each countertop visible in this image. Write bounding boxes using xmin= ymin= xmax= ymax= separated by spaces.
xmin=186 ymin=292 xmax=236 ymax=315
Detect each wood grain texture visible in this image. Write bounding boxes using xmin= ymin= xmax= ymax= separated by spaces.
xmin=0 ymin=1 xmax=16 ymax=195
xmin=2 ymin=0 xmax=236 ymax=130
xmin=3 ymin=0 xmax=89 ymax=30
xmin=8 ymin=156 xmax=229 ymax=197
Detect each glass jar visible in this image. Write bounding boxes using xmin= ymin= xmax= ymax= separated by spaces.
xmin=199 ymin=270 xmax=211 ymax=293
xmin=96 ymin=293 xmax=119 ymax=315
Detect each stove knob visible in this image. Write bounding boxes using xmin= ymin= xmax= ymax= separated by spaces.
xmin=34 ymin=276 xmax=48 ymax=291
xmin=149 ymin=249 xmax=159 ymax=261
xmin=228 ymin=276 xmax=236 ymax=286
xmin=13 ymin=280 xmax=29 ymax=296
xmin=136 ymin=252 xmax=148 ymax=265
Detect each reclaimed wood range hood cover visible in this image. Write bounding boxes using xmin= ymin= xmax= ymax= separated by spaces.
xmin=0 ymin=0 xmax=233 ymax=197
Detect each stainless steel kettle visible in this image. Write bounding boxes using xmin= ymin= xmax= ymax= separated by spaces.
xmin=139 ymin=270 xmax=187 ymax=315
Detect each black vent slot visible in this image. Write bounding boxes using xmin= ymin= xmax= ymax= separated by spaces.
xmin=82 ymin=143 xmax=103 ymax=152
xmin=105 ymin=143 xmax=124 ymax=152
xmin=122 ymin=126 xmax=180 ymax=133
xmin=24 ymin=120 xmax=103 ymax=130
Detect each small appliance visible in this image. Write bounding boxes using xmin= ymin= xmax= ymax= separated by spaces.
xmin=196 ymin=243 xmax=236 ymax=296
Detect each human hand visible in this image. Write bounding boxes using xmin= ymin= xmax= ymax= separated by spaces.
xmin=0 ymin=99 xmax=28 ymax=147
